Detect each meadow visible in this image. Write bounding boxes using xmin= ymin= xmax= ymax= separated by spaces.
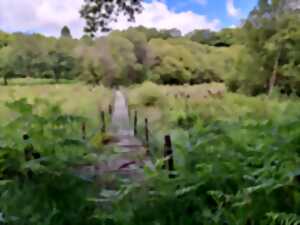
xmin=127 ymin=81 xmax=300 ymax=132
xmin=0 ymin=79 xmax=300 ymax=225
xmin=0 ymin=79 xmax=112 ymax=126
xmin=1 ymin=0 xmax=300 ymax=223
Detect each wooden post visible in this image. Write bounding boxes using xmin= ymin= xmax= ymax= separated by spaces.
xmin=101 ymin=111 xmax=106 ymax=133
xmin=108 ymin=104 xmax=113 ymax=116
xmin=134 ymin=110 xmax=138 ymax=136
xmin=81 ymin=122 xmax=86 ymax=140
xmin=128 ymin=109 xmax=131 ymax=123
xmin=164 ymin=135 xmax=175 ymax=178
xmin=185 ymin=94 xmax=190 ymax=112
xmin=145 ymin=118 xmax=149 ymax=153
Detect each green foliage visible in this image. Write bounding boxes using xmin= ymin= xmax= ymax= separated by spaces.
xmin=187 ymin=28 xmax=243 ymax=47
xmin=1 ymin=84 xmax=300 ymax=224
xmin=129 ymin=81 xmax=165 ymax=107
xmin=85 ymin=112 xmax=300 ymax=225
xmin=80 ymin=0 xmax=143 ymax=34
xmin=1 ymin=0 xmax=299 ymax=93
xmin=229 ymin=0 xmax=300 ymax=95
xmin=0 ymin=26 xmax=241 ymax=87
xmin=0 ymin=99 xmax=102 ymax=225
xmin=0 ymin=46 xmax=16 ymax=85
xmin=0 ymin=31 xmax=13 ymax=49
xmin=60 ymin=26 xmax=72 ymax=38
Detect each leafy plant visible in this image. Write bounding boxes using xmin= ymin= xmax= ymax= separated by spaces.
xmin=0 ymin=99 xmax=101 ymax=225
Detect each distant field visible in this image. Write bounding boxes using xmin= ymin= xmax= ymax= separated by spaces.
xmin=1 ymin=79 xmax=300 ymax=132
xmin=0 ymin=78 xmax=76 ymax=86
xmin=126 ymin=82 xmax=300 ymax=133
xmin=0 ymin=80 xmax=112 ymax=126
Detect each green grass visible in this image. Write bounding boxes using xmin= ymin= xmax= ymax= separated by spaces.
xmin=0 ymin=81 xmax=112 ymax=127
xmin=126 ymin=82 xmax=300 ymax=133
xmin=1 ymin=80 xmax=300 ymax=225
xmin=1 ymin=78 xmax=76 ymax=86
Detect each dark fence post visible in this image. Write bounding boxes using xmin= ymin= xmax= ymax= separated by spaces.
xmin=81 ymin=122 xmax=86 ymax=140
xmin=101 ymin=111 xmax=106 ymax=133
xmin=164 ymin=135 xmax=175 ymax=178
xmin=23 ymin=134 xmax=40 ymax=178
xmin=145 ymin=118 xmax=149 ymax=153
xmin=185 ymin=94 xmax=190 ymax=112
xmin=128 ymin=109 xmax=131 ymax=123
xmin=108 ymin=104 xmax=113 ymax=116
xmin=134 ymin=110 xmax=138 ymax=136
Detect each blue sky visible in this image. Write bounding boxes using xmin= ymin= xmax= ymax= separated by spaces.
xmin=155 ymin=0 xmax=258 ymax=28
xmin=0 ymin=0 xmax=259 ymax=37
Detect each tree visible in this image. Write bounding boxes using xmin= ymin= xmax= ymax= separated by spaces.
xmin=0 ymin=31 xmax=13 ymax=49
xmin=229 ymin=0 xmax=300 ymax=95
xmin=0 ymin=46 xmax=16 ymax=85
xmin=80 ymin=0 xmax=143 ymax=36
xmin=148 ymin=39 xmax=198 ymax=84
xmin=187 ymin=28 xmax=242 ymax=47
xmin=61 ymin=26 xmax=72 ymax=38
xmin=75 ymin=44 xmax=103 ymax=85
xmin=75 ymin=38 xmax=116 ymax=86
xmin=187 ymin=29 xmax=218 ymax=45
xmin=135 ymin=26 xmax=173 ymax=40
xmin=10 ymin=34 xmax=52 ymax=78
xmin=106 ymin=33 xmax=140 ymax=85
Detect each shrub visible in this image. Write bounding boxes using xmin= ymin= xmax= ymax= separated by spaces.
xmin=130 ymin=81 xmax=165 ymax=107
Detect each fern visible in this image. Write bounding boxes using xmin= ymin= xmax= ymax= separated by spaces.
xmin=267 ymin=212 xmax=300 ymax=225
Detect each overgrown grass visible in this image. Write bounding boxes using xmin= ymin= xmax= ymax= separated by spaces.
xmin=0 ymin=78 xmax=76 ymax=86
xmin=126 ymin=82 xmax=300 ymax=153
xmin=1 ymin=81 xmax=300 ymax=224
xmin=127 ymin=82 xmax=300 ymax=127
xmin=0 ymin=81 xmax=112 ymax=128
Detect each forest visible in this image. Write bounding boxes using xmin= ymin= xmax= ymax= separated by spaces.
xmin=0 ymin=0 xmax=299 ymax=95
xmin=0 ymin=0 xmax=300 ymax=225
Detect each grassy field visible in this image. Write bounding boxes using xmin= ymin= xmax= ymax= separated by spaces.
xmin=0 ymin=81 xmax=112 ymax=126
xmin=0 ymin=78 xmax=77 ymax=86
xmin=126 ymin=81 xmax=300 ymax=137
xmin=1 ymin=80 xmax=300 ymax=224
xmin=1 ymin=79 xmax=299 ymax=129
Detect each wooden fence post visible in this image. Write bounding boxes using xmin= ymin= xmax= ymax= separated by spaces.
xmin=128 ymin=109 xmax=131 ymax=123
xmin=145 ymin=118 xmax=149 ymax=153
xmin=134 ymin=110 xmax=138 ymax=136
xmin=164 ymin=135 xmax=175 ymax=178
xmin=108 ymin=104 xmax=113 ymax=116
xmin=81 ymin=122 xmax=86 ymax=140
xmin=101 ymin=111 xmax=106 ymax=133
xmin=185 ymin=94 xmax=190 ymax=112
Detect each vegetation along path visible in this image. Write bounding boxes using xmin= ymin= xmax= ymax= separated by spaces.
xmin=107 ymin=90 xmax=148 ymax=175
xmin=76 ymin=90 xmax=148 ymax=181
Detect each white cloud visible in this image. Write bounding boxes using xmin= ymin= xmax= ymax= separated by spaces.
xmin=0 ymin=0 xmax=85 ymax=37
xmin=112 ymin=1 xmax=219 ymax=35
xmin=0 ymin=0 xmax=220 ymax=37
xmin=226 ymin=0 xmax=241 ymax=17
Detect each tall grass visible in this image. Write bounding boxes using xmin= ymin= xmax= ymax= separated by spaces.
xmin=0 ymin=78 xmax=76 ymax=86
xmin=0 ymin=82 xmax=112 ymax=127
xmin=126 ymin=82 xmax=300 ymax=133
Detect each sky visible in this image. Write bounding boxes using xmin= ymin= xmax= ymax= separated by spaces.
xmin=0 ymin=0 xmax=258 ymax=38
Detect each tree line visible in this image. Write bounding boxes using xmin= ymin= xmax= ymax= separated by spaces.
xmin=0 ymin=26 xmax=238 ymax=86
xmin=0 ymin=0 xmax=299 ymax=96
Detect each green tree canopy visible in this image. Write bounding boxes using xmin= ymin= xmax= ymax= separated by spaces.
xmin=61 ymin=26 xmax=72 ymax=38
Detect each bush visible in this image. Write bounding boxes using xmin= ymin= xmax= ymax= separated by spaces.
xmin=130 ymin=81 xmax=165 ymax=107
